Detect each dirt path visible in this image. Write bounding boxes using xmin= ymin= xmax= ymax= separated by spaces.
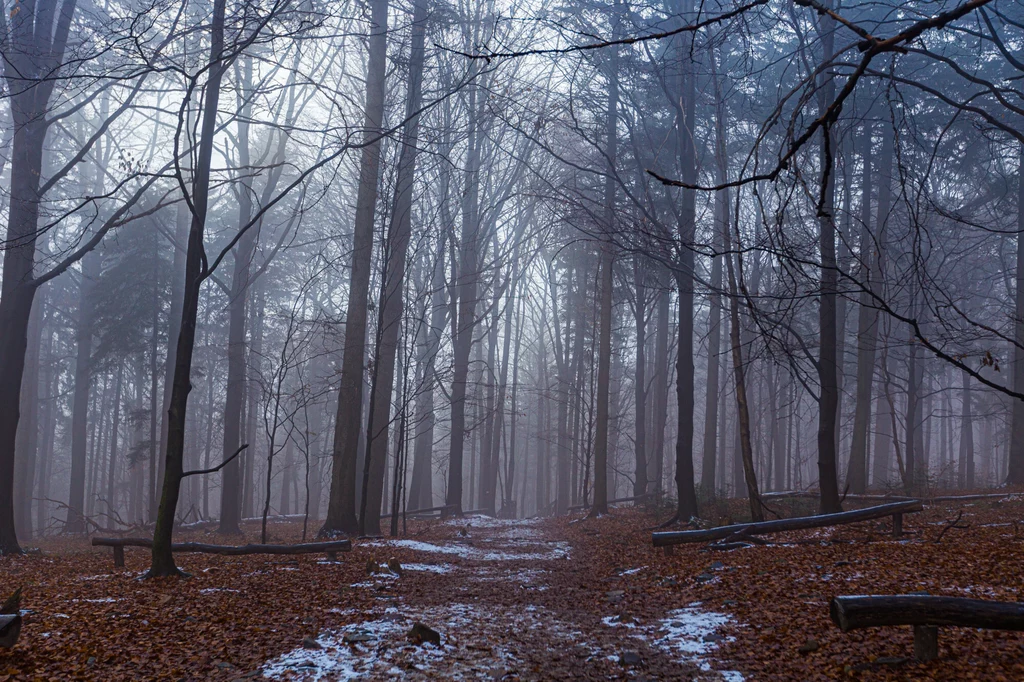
xmin=263 ymin=516 xmax=743 ymax=680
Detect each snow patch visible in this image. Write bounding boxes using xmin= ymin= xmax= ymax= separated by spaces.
xmin=361 ymin=538 xmax=569 ymax=562
xmin=262 ymin=618 xmax=414 ymax=681
xmin=655 ymin=604 xmax=744 ymax=679
xmin=402 ymin=562 xmax=454 ymax=574
xmin=602 ymin=615 xmax=638 ymax=629
xmin=71 ymin=598 xmax=119 ymax=603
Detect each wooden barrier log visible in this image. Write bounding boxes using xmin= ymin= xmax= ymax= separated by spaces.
xmin=652 ymin=500 xmax=922 ymax=547
xmin=830 ymin=595 xmax=1024 ymax=632
xmin=92 ymin=538 xmax=352 ymax=567
xmin=831 ymin=595 xmax=1024 ymax=662
xmin=568 ymin=493 xmax=657 ymax=512
xmin=762 ymin=491 xmax=914 ymax=502
xmin=764 ymin=490 xmax=1022 ymax=504
xmin=382 ymin=504 xmax=459 ymax=521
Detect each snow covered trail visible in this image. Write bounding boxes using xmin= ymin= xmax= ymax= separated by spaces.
xmin=262 ymin=516 xmax=743 ymax=680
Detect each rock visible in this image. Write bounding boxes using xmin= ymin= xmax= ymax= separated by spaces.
xmin=702 ymin=634 xmax=723 ymax=643
xmin=301 ymin=636 xmax=322 ymax=649
xmin=620 ymin=651 xmax=642 ymax=667
xmin=213 ymin=661 xmax=236 ymax=670
xmin=605 ymin=590 xmax=625 ymax=604
xmin=86 ymin=657 xmax=96 ymax=666
xmin=407 ymin=622 xmax=441 ymax=647
xmin=611 ymin=614 xmax=639 ymax=625
xmin=834 ymin=560 xmax=851 ymax=567
xmin=388 ymin=558 xmax=403 ymax=577
xmin=797 ymin=639 xmax=819 ymax=654
xmin=709 ymin=561 xmax=725 ymax=570
xmin=694 ymin=573 xmax=715 ymax=583
xmin=722 ymin=600 xmax=737 ymax=606
xmin=343 ymin=631 xmax=373 ymax=644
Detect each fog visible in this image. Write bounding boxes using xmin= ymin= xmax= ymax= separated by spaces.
xmin=0 ymin=0 xmax=1020 ymax=573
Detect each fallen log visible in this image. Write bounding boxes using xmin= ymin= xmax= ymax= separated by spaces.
xmin=830 ymin=595 xmax=1024 ymax=661
xmin=652 ymin=500 xmax=922 ymax=548
xmin=764 ymin=490 xmax=1022 ymax=504
xmin=380 ymin=504 xmax=460 ymax=521
xmin=762 ymin=491 xmax=914 ymax=502
xmin=568 ymin=493 xmax=658 ymax=512
xmin=927 ymin=492 xmax=1022 ymax=502
xmin=92 ymin=537 xmax=352 ymax=568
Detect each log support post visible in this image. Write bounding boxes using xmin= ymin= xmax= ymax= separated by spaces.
xmin=326 ymin=551 xmax=337 ymax=561
xmin=913 ymin=625 xmax=938 ymax=661
xmin=0 ymin=614 xmax=22 ymax=649
xmin=892 ymin=512 xmax=903 ymax=537
xmin=113 ymin=545 xmax=125 ymax=568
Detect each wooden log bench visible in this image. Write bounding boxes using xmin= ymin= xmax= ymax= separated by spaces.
xmin=0 ymin=614 xmax=20 ymax=648
xmin=92 ymin=538 xmax=352 ymax=568
xmin=653 ymin=500 xmax=922 ymax=555
xmin=830 ymin=595 xmax=1024 ymax=661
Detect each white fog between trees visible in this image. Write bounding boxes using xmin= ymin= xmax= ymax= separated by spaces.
xmin=0 ymin=0 xmax=1022 ymax=579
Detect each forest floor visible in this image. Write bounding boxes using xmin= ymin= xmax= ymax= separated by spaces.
xmin=2 ymin=495 xmax=1024 ymax=680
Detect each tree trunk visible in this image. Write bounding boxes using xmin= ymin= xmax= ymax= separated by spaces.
xmin=672 ymin=0 xmax=699 ymax=522
xmin=35 ymin=310 xmax=56 ymax=535
xmin=243 ymin=282 xmax=265 ymax=518
xmin=323 ymin=0 xmax=389 ymax=536
xmin=703 ymin=47 xmax=729 ymax=496
xmin=105 ymin=367 xmax=123 ymax=520
xmin=162 ymin=199 xmax=189 ymax=510
xmin=14 ymin=292 xmax=43 ymax=539
xmin=846 ymin=122 xmax=880 ymax=493
xmin=357 ymin=0 xmax=425 ymax=535
xmin=479 ymin=260 xmax=501 ymax=513
xmin=815 ymin=2 xmax=842 ymax=514
xmin=410 ymin=241 xmax=444 ymax=510
xmin=219 ymin=58 xmax=257 ymax=535
xmin=446 ymin=55 xmax=484 ymax=516
xmin=0 ymin=0 xmax=77 ymax=556
xmin=488 ymin=272 xmax=517 ymax=514
xmin=724 ymin=246 xmax=763 ymax=520
xmin=652 ymin=286 xmax=670 ymax=495
xmin=905 ymin=287 xmax=920 ymax=494
xmin=66 ymin=251 xmax=99 ymax=533
xmin=591 ymin=8 xmax=620 ymax=516
xmin=633 ymin=258 xmax=648 ymax=498
xmin=148 ymin=0 xmax=227 ymax=577
xmin=959 ymin=369 xmax=974 ymax=489
xmin=504 ymin=293 xmax=525 ymax=514
xmin=1009 ymin=141 xmax=1024 ymax=484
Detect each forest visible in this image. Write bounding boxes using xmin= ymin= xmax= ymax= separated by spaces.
xmin=2 ymin=0 xmax=1024 ymax=679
